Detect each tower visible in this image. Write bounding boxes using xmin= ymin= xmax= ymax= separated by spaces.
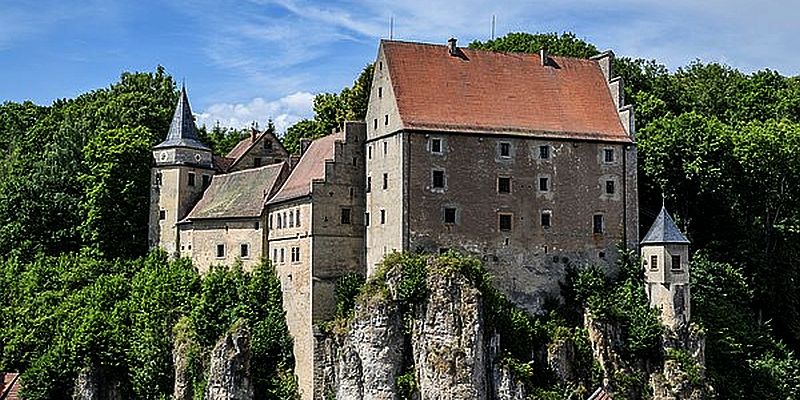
xmin=641 ymin=206 xmax=691 ymax=329
xmin=149 ymin=87 xmax=214 ymax=256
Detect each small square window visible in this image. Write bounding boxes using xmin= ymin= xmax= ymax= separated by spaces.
xmin=383 ymin=173 xmax=388 ymax=189
xmin=671 ymin=255 xmax=681 ymax=271
xmin=444 ymin=207 xmax=456 ymax=224
xmin=500 ymin=142 xmax=510 ymax=157
xmin=341 ymin=208 xmax=352 ymax=225
xmin=254 ymin=157 xmax=262 ymax=167
xmin=380 ymin=209 xmax=386 ymax=224
xmin=651 ymin=255 xmax=659 ymax=270
xmin=431 ymin=138 xmax=442 ymax=153
xmin=539 ymin=177 xmax=549 ymax=192
xmin=499 ymin=213 xmax=513 ymax=231
xmin=432 ymin=170 xmax=445 ymax=188
xmin=604 ymin=149 xmax=615 ymax=163
xmin=240 ymin=243 xmax=250 ymax=258
xmin=606 ymin=180 xmax=615 ymax=194
xmin=498 ymin=177 xmax=511 ymax=194
xmin=541 ymin=211 xmax=552 ymax=228
xmin=216 ymin=244 xmax=225 ymax=258
xmin=593 ymin=214 xmax=604 ymax=234
xmin=188 ymin=172 xmax=196 ymax=187
xmin=539 ymin=145 xmax=550 ymax=159
xmin=159 ymin=210 xmax=166 ymax=220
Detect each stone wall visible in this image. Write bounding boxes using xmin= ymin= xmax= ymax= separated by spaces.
xmin=182 ymin=219 xmax=263 ymax=273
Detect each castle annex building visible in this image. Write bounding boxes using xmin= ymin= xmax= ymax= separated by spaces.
xmin=150 ymin=39 xmax=639 ymax=400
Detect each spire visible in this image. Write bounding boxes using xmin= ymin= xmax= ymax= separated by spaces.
xmin=641 ymin=206 xmax=690 ymax=245
xmin=154 ymin=86 xmax=210 ymax=151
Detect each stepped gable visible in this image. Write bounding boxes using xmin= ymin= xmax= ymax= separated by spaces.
xmin=268 ymin=132 xmax=343 ymax=204
xmin=641 ymin=206 xmax=690 ymax=245
xmin=183 ymin=162 xmax=287 ymax=220
xmin=382 ymin=40 xmax=630 ymax=142
xmin=1 ymin=372 xmax=21 ymax=400
xmin=155 ymin=86 xmax=210 ymax=151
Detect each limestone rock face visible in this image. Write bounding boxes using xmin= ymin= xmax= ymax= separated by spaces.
xmin=336 ymin=298 xmax=405 ymax=400
xmin=547 ymin=339 xmax=576 ymax=382
xmin=173 ymin=332 xmax=193 ymax=400
xmin=651 ymin=325 xmax=712 ymax=400
xmin=204 ymin=322 xmax=253 ymax=400
xmin=413 ymin=268 xmax=486 ymax=400
xmin=584 ymin=313 xmax=624 ymax=387
xmin=72 ymin=367 xmax=122 ymax=400
xmin=491 ymin=364 xmax=527 ymax=400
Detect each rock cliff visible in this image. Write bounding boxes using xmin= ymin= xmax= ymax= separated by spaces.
xmin=204 ymin=321 xmax=253 ymax=400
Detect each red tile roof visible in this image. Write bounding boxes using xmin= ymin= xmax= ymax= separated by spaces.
xmin=382 ymin=40 xmax=630 ymax=142
xmin=587 ymin=386 xmax=612 ymax=400
xmin=185 ymin=162 xmax=287 ymax=220
xmin=1 ymin=373 xmax=20 ymax=400
xmin=268 ymin=132 xmax=343 ymax=204
xmin=212 ymin=155 xmax=235 ymax=173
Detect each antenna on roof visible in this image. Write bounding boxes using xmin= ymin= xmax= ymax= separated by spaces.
xmin=389 ymin=16 xmax=394 ymax=39
xmin=491 ymin=15 xmax=496 ymax=40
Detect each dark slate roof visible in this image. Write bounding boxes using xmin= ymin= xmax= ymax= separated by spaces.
xmin=184 ymin=162 xmax=287 ymax=220
xmin=268 ymin=132 xmax=342 ymax=205
xmin=641 ymin=206 xmax=690 ymax=245
xmin=154 ymin=87 xmax=210 ymax=151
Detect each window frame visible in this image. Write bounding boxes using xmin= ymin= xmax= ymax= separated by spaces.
xmin=380 ymin=209 xmax=386 ymax=224
xmin=650 ymin=255 xmax=659 ymax=270
xmin=240 ymin=243 xmax=250 ymax=259
xmin=539 ymin=145 xmax=550 ymax=160
xmin=383 ymin=173 xmax=388 ymax=190
xmin=432 ymin=170 xmax=445 ymax=189
xmin=606 ymin=180 xmax=616 ymax=195
xmin=341 ymin=208 xmax=352 ymax=225
xmin=541 ymin=210 xmax=552 ymax=228
xmin=539 ymin=177 xmax=549 ymax=192
xmin=216 ymin=244 xmax=225 ymax=259
xmin=604 ymin=148 xmax=615 ymax=163
xmin=431 ymin=138 xmax=442 ymax=154
xmin=593 ymin=214 xmax=604 ymax=234
xmin=444 ymin=207 xmax=457 ymax=224
xmin=188 ymin=172 xmax=196 ymax=187
xmin=499 ymin=142 xmax=511 ymax=158
xmin=498 ymin=213 xmax=513 ymax=231
xmin=497 ymin=176 xmax=511 ymax=194
xmin=671 ymin=254 xmax=682 ymax=271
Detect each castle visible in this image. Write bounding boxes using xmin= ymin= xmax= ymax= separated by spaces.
xmin=149 ymin=39 xmax=691 ymax=399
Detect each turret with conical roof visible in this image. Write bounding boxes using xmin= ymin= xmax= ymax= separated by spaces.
xmin=641 ymin=206 xmax=691 ymax=329
xmin=149 ymin=86 xmax=215 ymax=256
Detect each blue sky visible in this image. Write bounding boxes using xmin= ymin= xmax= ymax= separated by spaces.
xmin=1 ymin=0 xmax=798 ymax=134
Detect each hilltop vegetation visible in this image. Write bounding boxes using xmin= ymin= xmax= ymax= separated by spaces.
xmin=0 ymin=32 xmax=799 ymax=398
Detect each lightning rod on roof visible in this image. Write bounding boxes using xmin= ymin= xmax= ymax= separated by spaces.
xmin=491 ymin=15 xmax=496 ymax=40
xmin=390 ymin=16 xmax=394 ymax=39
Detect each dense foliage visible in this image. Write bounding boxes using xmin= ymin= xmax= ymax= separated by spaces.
xmin=0 ymin=252 xmax=296 ymax=399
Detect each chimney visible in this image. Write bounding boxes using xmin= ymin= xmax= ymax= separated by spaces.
xmin=250 ymin=127 xmax=258 ymax=142
xmin=300 ymin=138 xmax=312 ymax=155
xmin=447 ymin=38 xmax=458 ymax=55
xmin=540 ymin=47 xmax=548 ymax=66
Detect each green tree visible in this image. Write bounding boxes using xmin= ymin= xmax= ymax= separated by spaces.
xmin=469 ymin=32 xmax=599 ymax=59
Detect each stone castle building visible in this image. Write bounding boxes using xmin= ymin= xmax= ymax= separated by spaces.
xmin=150 ymin=39 xmax=644 ymax=399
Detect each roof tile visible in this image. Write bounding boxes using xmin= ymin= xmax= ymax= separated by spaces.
xmin=268 ymin=132 xmax=342 ymax=204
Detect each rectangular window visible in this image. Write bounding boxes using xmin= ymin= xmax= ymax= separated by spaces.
xmin=671 ymin=255 xmax=681 ymax=270
xmin=291 ymin=247 xmax=300 ymax=263
xmin=541 ymin=210 xmax=552 ymax=227
xmin=593 ymin=214 xmax=604 ymax=234
xmin=288 ymin=211 xmax=294 ymax=227
xmin=606 ymin=180 xmax=615 ymax=194
xmin=296 ymin=209 xmax=301 ymax=227
xmin=159 ymin=210 xmax=166 ymax=220
xmin=500 ymin=142 xmax=510 ymax=157
xmin=604 ymin=149 xmax=615 ymax=163
xmin=202 ymin=174 xmax=211 ymax=188
xmin=254 ymin=157 xmax=262 ymax=167
xmin=269 ymin=215 xmax=273 ymax=230
xmin=216 ymin=244 xmax=225 ymax=258
xmin=188 ymin=172 xmax=196 ymax=187
xmin=431 ymin=138 xmax=442 ymax=153
xmin=341 ymin=208 xmax=352 ymax=224
xmin=380 ymin=209 xmax=386 ymax=224
xmin=373 ymin=119 xmax=378 ymax=129
xmin=366 ymin=176 xmax=371 ymax=193
xmin=365 ymin=212 xmax=370 ymax=226
xmin=383 ymin=141 xmax=388 ymax=155
xmin=368 ymin=145 xmax=372 ymax=159
xmin=497 ymin=177 xmax=511 ymax=194
xmin=539 ymin=177 xmax=549 ymax=192
xmin=384 ymin=114 xmax=389 ymax=125
xmin=155 ymin=172 xmax=162 ymax=185
xmin=432 ymin=170 xmax=445 ymax=188
xmin=280 ymin=248 xmax=285 ymax=263
xmin=240 ymin=243 xmax=250 ymax=258
xmin=273 ymin=248 xmax=277 ymax=261
xmin=444 ymin=207 xmax=456 ymax=224
xmin=378 ymin=87 xmax=383 ymax=98
xmin=383 ymin=173 xmax=388 ymax=190
xmin=539 ymin=145 xmax=550 ymax=159
xmin=499 ymin=213 xmax=513 ymax=231
xmin=651 ymin=255 xmax=658 ymax=270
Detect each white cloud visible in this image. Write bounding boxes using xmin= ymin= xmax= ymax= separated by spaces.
xmin=196 ymin=91 xmax=315 ymax=134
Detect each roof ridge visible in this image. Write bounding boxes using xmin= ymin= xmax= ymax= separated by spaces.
xmin=382 ymin=39 xmax=600 ymax=63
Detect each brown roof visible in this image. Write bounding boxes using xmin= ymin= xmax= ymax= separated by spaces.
xmin=382 ymin=40 xmax=630 ymax=142
xmin=185 ymin=162 xmax=287 ymax=220
xmin=226 ymin=129 xmax=289 ymax=167
xmin=1 ymin=373 xmax=20 ymax=400
xmin=212 ymin=155 xmax=234 ymax=173
xmin=587 ymin=386 xmax=612 ymax=400
xmin=268 ymin=132 xmax=342 ymax=204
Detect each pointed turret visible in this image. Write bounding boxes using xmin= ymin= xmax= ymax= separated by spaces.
xmin=641 ymin=206 xmax=690 ymax=245
xmin=155 ymin=86 xmax=210 ymax=151
xmin=641 ymin=206 xmax=691 ymax=329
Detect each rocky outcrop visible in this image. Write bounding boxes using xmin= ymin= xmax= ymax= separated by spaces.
xmin=547 ymin=338 xmax=577 ymax=382
xmin=413 ymin=267 xmax=486 ymax=400
xmin=72 ymin=367 xmax=122 ymax=400
xmin=584 ymin=313 xmax=624 ymax=387
xmin=204 ymin=321 xmax=253 ymax=400
xmin=491 ymin=364 xmax=527 ymax=400
xmin=173 ymin=327 xmax=194 ymax=400
xmin=651 ymin=325 xmax=713 ymax=400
